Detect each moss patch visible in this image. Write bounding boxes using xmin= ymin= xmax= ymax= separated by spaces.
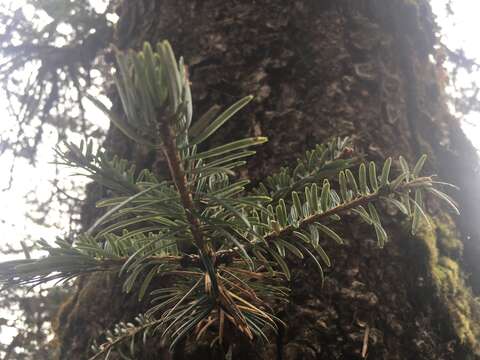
xmin=414 ymin=215 xmax=480 ymax=355
xmin=436 ymin=214 xmax=464 ymax=259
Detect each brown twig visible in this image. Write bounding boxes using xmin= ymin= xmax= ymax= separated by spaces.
xmin=157 ymin=121 xmax=210 ymax=256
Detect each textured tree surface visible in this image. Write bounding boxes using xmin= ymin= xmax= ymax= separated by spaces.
xmin=55 ymin=1 xmax=480 ymax=359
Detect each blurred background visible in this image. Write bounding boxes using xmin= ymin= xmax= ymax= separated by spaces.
xmin=0 ymin=0 xmax=478 ymax=358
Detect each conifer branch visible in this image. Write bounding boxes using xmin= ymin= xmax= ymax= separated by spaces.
xmin=0 ymin=41 xmax=460 ymax=357
xmin=262 ymin=177 xmax=433 ymax=243
xmin=90 ymin=317 xmax=164 ymax=360
xmin=158 ymin=121 xmax=208 ymax=256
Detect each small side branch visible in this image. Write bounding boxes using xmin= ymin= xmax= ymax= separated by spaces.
xmin=263 ymin=177 xmax=431 ymax=243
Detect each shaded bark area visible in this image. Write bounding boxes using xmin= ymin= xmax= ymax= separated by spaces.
xmin=56 ymin=0 xmax=480 ymax=359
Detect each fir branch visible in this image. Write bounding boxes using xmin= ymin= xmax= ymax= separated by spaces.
xmin=90 ymin=317 xmax=163 ymax=360
xmin=158 ymin=120 xmax=208 ymax=255
xmin=262 ymin=177 xmax=433 ymax=243
xmin=0 ymin=41 xmax=460 ymax=357
xmin=0 ymin=253 xmax=183 ymax=289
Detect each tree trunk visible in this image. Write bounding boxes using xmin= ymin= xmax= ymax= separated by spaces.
xmin=55 ymin=1 xmax=480 ymax=359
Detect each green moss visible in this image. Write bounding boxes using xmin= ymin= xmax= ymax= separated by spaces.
xmin=414 ymin=215 xmax=480 ymax=355
xmin=54 ymin=273 xmax=118 ymax=359
xmin=436 ymin=215 xmax=464 ymax=259
xmin=412 ymin=218 xmax=439 ymax=269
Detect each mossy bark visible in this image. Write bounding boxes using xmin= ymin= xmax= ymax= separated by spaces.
xmin=56 ymin=0 xmax=480 ymax=359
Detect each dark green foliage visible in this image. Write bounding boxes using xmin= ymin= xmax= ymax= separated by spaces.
xmin=0 ymin=42 xmax=459 ymax=359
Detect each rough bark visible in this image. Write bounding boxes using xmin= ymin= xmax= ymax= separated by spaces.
xmin=55 ymin=1 xmax=480 ymax=359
